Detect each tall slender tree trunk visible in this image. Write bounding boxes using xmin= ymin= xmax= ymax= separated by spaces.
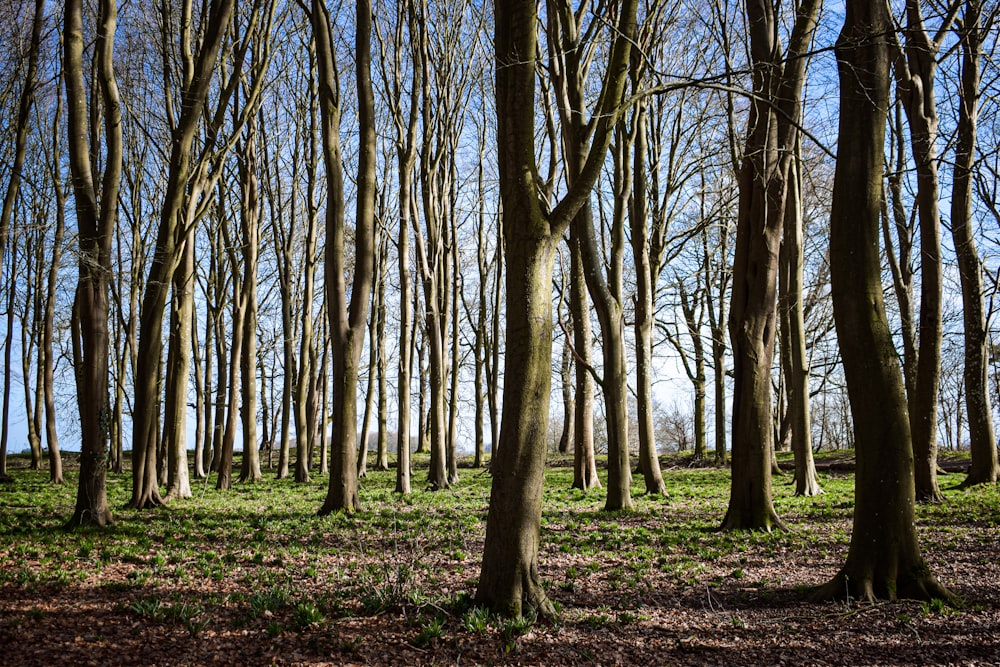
xmin=632 ymin=99 xmax=667 ymax=490
xmin=238 ymin=112 xmax=263 ymax=484
xmin=64 ymin=0 xmax=121 ymax=527
xmin=570 ymin=231 xmax=599 ymax=491
xmin=43 ymin=87 xmax=66 ymax=484
xmin=315 ymin=0 xmax=375 ymax=514
xmin=892 ymin=1 xmax=952 ymax=503
xmin=953 ymin=0 xmax=997 ymax=488
xmin=779 ymin=144 xmax=821 ymax=497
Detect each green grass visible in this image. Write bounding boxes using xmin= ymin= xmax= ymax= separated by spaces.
xmin=1 ymin=448 xmax=997 ymax=639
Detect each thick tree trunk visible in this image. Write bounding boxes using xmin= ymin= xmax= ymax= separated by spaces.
xmin=476 ymin=234 xmax=559 ymax=618
xmin=953 ymin=0 xmax=998 ymax=488
xmin=723 ymin=0 xmax=819 ymax=531
xmin=64 ymin=0 xmax=120 ymax=527
xmin=477 ymin=0 xmax=636 ymax=617
xmin=817 ymin=0 xmax=951 ymax=603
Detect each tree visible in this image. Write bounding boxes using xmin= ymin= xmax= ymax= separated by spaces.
xmin=816 ymin=0 xmax=951 ymax=603
xmin=476 ymin=0 xmax=638 ymax=618
xmin=64 ymin=0 xmax=121 ymax=527
xmin=951 ymin=0 xmax=998 ymax=488
xmin=129 ymin=0 xmax=236 ymax=509
xmin=723 ymin=0 xmax=820 ymax=531
xmin=547 ymin=0 xmax=636 ymax=509
xmin=889 ymin=0 xmax=962 ymax=503
xmin=314 ymin=0 xmax=376 ymax=514
xmin=778 ymin=138 xmax=821 ymax=496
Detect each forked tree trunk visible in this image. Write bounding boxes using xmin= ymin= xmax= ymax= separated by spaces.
xmin=953 ymin=0 xmax=998 ymax=488
xmin=64 ymin=0 xmax=120 ymax=527
xmin=723 ymin=0 xmax=819 ymax=531
xmin=817 ymin=0 xmax=951 ymax=603
xmin=477 ymin=0 xmax=637 ymax=618
xmin=314 ymin=0 xmax=375 ymax=514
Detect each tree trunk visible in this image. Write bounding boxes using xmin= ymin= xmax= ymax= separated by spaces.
xmin=64 ymin=0 xmax=120 ymax=527
xmin=163 ymin=230 xmax=194 ymax=500
xmin=723 ymin=0 xmax=819 ymax=531
xmin=43 ymin=90 xmax=67 ymax=484
xmin=477 ymin=0 xmax=637 ymax=617
xmin=238 ymin=113 xmax=263 ymax=485
xmin=557 ymin=334 xmax=574 ymax=456
xmin=816 ymin=0 xmax=951 ymax=603
xmin=570 ymin=230 xmax=599 ymax=491
xmin=130 ymin=0 xmax=236 ymax=509
xmin=953 ymin=0 xmax=998 ymax=488
xmin=779 ymin=143 xmax=821 ymax=497
xmin=315 ymin=0 xmax=375 ymax=514
xmin=893 ymin=1 xmax=949 ymax=503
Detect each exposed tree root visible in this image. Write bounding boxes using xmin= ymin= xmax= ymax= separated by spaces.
xmin=814 ymin=570 xmax=957 ymax=605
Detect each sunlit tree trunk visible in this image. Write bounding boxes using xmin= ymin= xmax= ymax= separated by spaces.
xmin=64 ymin=0 xmax=121 ymax=527
xmin=163 ymin=230 xmax=194 ymax=500
xmin=42 ymin=84 xmax=66 ymax=484
xmin=779 ymin=144 xmax=821 ymax=497
xmin=315 ymin=0 xmax=375 ymax=514
xmin=130 ymin=0 xmax=236 ymax=509
xmin=476 ymin=0 xmax=637 ymax=618
xmin=952 ymin=0 xmax=997 ymax=488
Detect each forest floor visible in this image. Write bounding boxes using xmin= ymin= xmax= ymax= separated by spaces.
xmin=1 ymin=450 xmax=998 ymax=666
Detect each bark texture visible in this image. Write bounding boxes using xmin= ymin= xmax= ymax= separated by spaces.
xmin=817 ymin=0 xmax=951 ymax=603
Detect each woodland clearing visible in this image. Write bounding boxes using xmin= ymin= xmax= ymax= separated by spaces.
xmin=1 ymin=451 xmax=998 ymax=666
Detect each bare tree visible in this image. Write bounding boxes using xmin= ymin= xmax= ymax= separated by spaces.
xmin=951 ymin=0 xmax=998 ymax=487
xmin=723 ymin=0 xmax=820 ymax=531
xmin=64 ymin=0 xmax=121 ymax=527
xmin=817 ymin=0 xmax=951 ymax=602
xmin=313 ymin=0 xmax=376 ymax=514
xmin=476 ymin=0 xmax=638 ymax=618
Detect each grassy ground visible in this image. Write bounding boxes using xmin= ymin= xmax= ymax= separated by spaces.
xmin=1 ymin=450 xmax=998 ymax=666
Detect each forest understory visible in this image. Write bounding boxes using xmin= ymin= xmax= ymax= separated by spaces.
xmin=1 ymin=452 xmax=998 ymax=667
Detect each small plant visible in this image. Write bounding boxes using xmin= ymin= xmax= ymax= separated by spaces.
xmin=292 ymin=602 xmax=324 ymax=630
xmin=130 ymin=597 xmax=161 ymax=618
xmin=461 ymin=606 xmax=491 ymax=633
xmin=921 ymin=598 xmax=948 ymax=616
xmin=411 ymin=615 xmax=446 ymax=647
